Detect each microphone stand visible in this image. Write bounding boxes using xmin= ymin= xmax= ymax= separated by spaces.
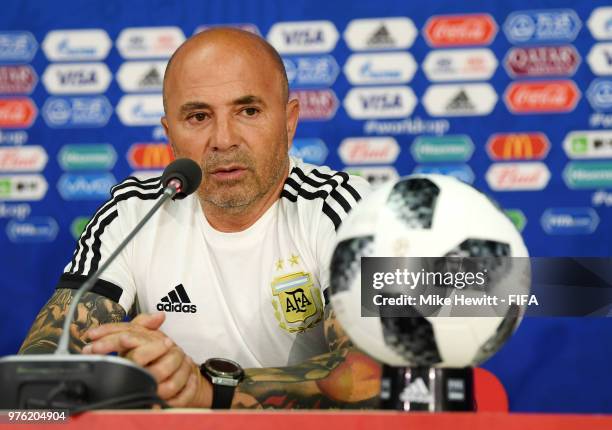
xmin=56 ymin=180 xmax=180 ymax=354
xmin=0 ymin=179 xmax=184 ymax=411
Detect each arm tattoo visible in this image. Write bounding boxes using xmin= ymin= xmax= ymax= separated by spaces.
xmin=18 ymin=288 xmax=125 ymax=354
xmin=234 ymin=305 xmax=381 ymax=409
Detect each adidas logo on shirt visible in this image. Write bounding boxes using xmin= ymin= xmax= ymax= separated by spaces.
xmin=157 ymin=284 xmax=197 ymax=313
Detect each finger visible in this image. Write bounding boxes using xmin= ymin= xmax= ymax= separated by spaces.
xmin=166 ymin=374 xmax=197 ymax=408
xmin=85 ymin=313 xmax=165 ymax=340
xmin=131 ymin=312 xmax=166 ymax=330
xmin=85 ymin=322 xmax=136 ymax=340
xmin=145 ymin=344 xmax=184 ymax=383
xmin=157 ymin=356 xmax=193 ymax=399
xmin=123 ymin=336 xmax=173 ymax=367
xmin=84 ymin=332 xmax=152 ymax=355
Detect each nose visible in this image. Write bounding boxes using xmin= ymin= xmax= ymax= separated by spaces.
xmin=210 ymin=114 xmax=238 ymax=152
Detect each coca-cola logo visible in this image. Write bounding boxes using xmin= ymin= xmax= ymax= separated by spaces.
xmin=505 ymin=45 xmax=580 ymax=77
xmin=424 ymin=14 xmax=498 ymax=47
xmin=505 ymin=80 xmax=580 ymax=113
xmin=486 ymin=162 xmax=551 ymax=191
xmin=0 ymin=98 xmax=37 ymax=128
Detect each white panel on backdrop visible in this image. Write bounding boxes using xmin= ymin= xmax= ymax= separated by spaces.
xmin=42 ymin=29 xmax=111 ymax=61
xmin=267 ymin=21 xmax=339 ymax=54
xmin=343 ymin=17 xmax=417 ymax=51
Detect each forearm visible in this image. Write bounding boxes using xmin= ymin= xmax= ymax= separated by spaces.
xmin=232 ymin=347 xmax=381 ymax=409
xmin=19 ymin=289 xmax=125 ymax=355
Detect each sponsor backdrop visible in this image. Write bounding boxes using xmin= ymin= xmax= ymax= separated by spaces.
xmin=0 ymin=0 xmax=611 ymax=412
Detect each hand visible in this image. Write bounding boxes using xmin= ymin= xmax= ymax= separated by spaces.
xmin=82 ymin=312 xmax=213 ymax=407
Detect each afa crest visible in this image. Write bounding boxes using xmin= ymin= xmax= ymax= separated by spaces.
xmin=271 ymin=271 xmax=323 ymax=333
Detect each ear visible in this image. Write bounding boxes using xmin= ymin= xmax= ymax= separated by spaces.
xmin=285 ymin=98 xmax=300 ymax=150
xmin=161 ymin=116 xmax=177 ymax=157
xmin=161 ymin=116 xmax=170 ymax=138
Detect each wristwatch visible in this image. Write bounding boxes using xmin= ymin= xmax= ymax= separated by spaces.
xmin=200 ymin=358 xmax=244 ymax=409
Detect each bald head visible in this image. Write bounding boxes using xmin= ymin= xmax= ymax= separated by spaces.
xmin=162 ymin=27 xmax=289 ymax=113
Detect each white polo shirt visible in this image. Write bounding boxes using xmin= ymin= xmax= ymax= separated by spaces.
xmin=58 ymin=157 xmax=369 ymax=368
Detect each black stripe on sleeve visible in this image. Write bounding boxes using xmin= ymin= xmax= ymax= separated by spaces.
xmin=311 ymin=169 xmax=362 ymax=202
xmin=55 ymin=273 xmax=123 ymax=304
xmin=86 ymin=210 xmax=119 ymax=274
xmin=322 ymin=202 xmax=341 ymax=231
xmin=291 ymin=167 xmax=352 ymax=213
xmin=74 ymin=187 xmax=165 ymax=276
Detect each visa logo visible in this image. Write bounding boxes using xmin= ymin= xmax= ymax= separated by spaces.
xmin=282 ymin=30 xmax=324 ymax=45
xmin=359 ymin=94 xmax=402 ymax=110
xmin=58 ymin=70 xmax=97 ymax=85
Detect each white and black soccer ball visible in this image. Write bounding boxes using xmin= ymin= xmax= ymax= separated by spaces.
xmin=329 ymin=174 xmax=530 ymax=368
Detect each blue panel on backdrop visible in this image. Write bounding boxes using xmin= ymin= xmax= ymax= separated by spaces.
xmin=0 ymin=0 xmax=610 ymax=414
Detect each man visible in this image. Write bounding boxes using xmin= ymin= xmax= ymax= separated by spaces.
xmin=19 ymin=28 xmax=380 ymax=409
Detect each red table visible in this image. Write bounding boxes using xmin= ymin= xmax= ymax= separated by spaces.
xmin=3 ymin=410 xmax=612 ymax=430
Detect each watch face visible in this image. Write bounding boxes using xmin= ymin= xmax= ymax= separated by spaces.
xmin=205 ymin=358 xmax=243 ymax=378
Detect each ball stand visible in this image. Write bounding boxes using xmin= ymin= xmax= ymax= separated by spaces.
xmin=380 ymin=366 xmax=474 ymax=411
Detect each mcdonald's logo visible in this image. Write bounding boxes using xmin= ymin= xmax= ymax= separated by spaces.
xmin=486 ymin=133 xmax=550 ymax=160
xmin=127 ymin=143 xmax=174 ymax=169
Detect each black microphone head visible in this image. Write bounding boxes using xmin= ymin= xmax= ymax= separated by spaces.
xmin=161 ymin=158 xmax=202 ymax=199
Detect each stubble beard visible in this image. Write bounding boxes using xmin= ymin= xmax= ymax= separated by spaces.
xmin=197 ymin=148 xmax=289 ymax=214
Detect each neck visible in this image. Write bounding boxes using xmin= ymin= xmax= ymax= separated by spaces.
xmin=201 ymin=162 xmax=290 ymax=233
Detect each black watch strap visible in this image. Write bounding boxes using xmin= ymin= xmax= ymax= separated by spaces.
xmin=211 ymin=383 xmax=237 ymax=409
xmin=200 ymin=358 xmax=243 ymax=409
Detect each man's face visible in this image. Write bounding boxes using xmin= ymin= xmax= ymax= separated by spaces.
xmin=162 ymin=39 xmax=298 ymax=210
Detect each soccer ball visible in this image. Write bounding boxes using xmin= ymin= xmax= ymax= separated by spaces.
xmin=329 ymin=175 xmax=530 ymax=368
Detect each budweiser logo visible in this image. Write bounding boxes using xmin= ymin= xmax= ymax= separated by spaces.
xmin=424 ymin=14 xmax=497 ymax=46
xmin=486 ymin=162 xmax=551 ymax=191
xmin=0 ymin=146 xmax=47 ymax=172
xmin=338 ymin=137 xmax=399 ymax=164
xmin=505 ymin=81 xmax=579 ymax=113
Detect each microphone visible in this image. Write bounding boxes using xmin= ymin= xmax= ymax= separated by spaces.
xmin=161 ymin=157 xmax=202 ymax=200
xmin=0 ymin=158 xmax=202 ymax=410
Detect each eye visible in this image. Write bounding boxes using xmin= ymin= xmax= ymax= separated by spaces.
xmin=187 ymin=112 xmax=209 ymax=123
xmin=242 ymin=107 xmax=260 ymax=117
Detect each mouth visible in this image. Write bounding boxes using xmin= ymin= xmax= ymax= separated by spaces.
xmin=209 ymin=165 xmax=248 ymax=181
